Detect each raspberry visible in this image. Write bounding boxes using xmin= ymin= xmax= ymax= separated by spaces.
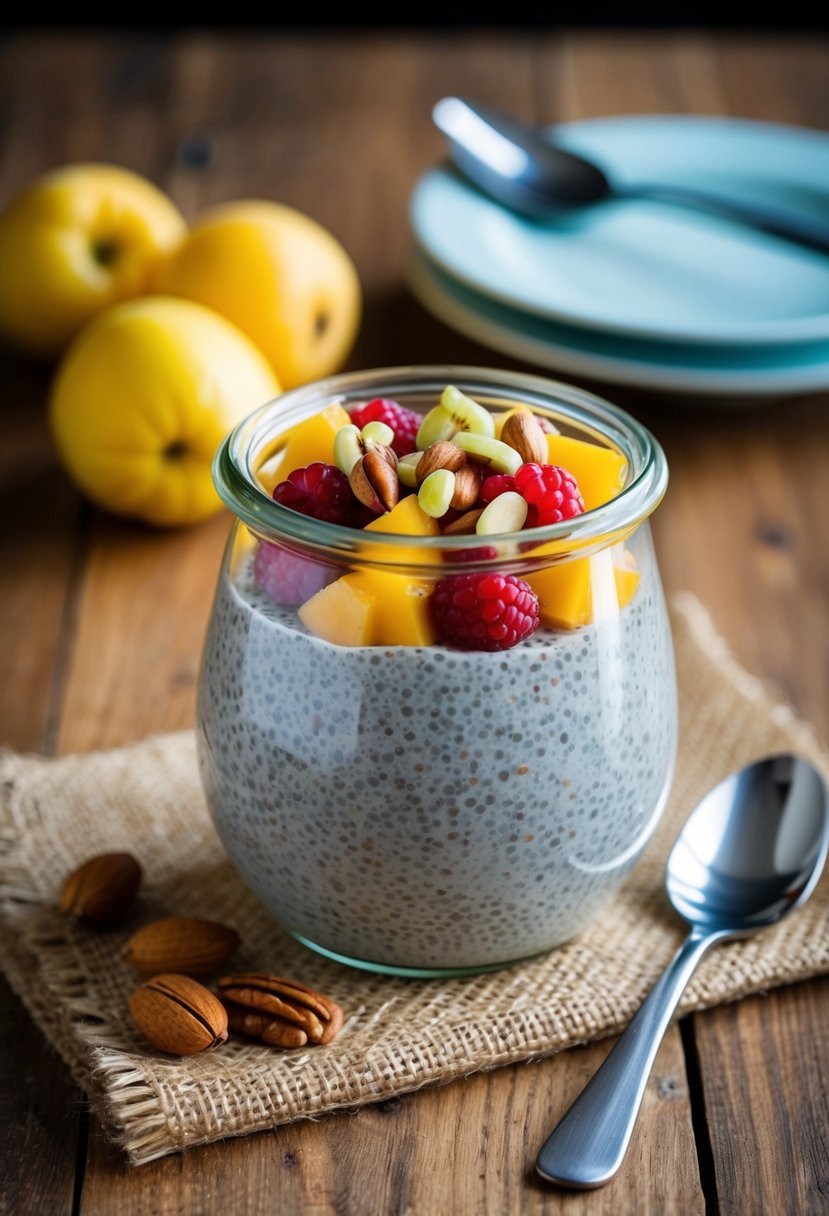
xmin=349 ymin=397 xmax=420 ymax=457
xmin=481 ymin=474 xmax=517 ymax=504
xmin=253 ymin=542 xmax=337 ymax=607
xmin=514 ymin=463 xmax=585 ymax=526
xmin=273 ymin=462 xmax=356 ymax=526
xmin=431 ymin=572 xmax=539 ymax=651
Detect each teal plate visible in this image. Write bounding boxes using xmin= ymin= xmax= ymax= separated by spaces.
xmin=408 ymin=247 xmax=829 ymax=396
xmin=410 ymin=115 xmax=829 ymax=348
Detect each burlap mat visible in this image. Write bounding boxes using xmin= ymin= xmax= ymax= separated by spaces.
xmin=1 ymin=594 xmax=828 ymax=1166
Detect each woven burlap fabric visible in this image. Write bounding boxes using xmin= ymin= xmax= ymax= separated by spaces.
xmin=1 ymin=594 xmax=828 ymax=1166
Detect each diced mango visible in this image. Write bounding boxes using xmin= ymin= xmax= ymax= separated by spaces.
xmin=355 ymin=572 xmax=436 ymax=646
xmin=363 ymin=494 xmax=440 ymax=565
xmin=298 ymin=575 xmax=375 ymax=646
xmin=547 ymin=434 xmax=627 ymax=512
xmin=526 ymin=546 xmax=639 ymax=631
xmin=260 ymin=403 xmax=351 ymax=492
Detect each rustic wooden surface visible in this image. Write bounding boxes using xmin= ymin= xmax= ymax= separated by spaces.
xmin=1 ymin=29 xmax=828 ymax=1216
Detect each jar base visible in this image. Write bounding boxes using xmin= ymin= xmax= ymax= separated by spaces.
xmin=290 ymin=931 xmax=544 ymax=979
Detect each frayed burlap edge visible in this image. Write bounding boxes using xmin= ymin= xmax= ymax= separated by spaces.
xmin=1 ymin=592 xmax=827 ymax=1165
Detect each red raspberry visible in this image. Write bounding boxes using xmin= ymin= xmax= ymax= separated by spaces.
xmin=349 ymin=397 xmax=420 ymax=457
xmin=273 ymin=462 xmax=356 ymax=526
xmin=254 ymin=542 xmax=337 ymax=607
xmin=431 ymin=572 xmax=539 ymax=651
xmin=481 ymin=474 xmax=517 ymax=504
xmin=514 ymin=463 xmax=585 ymax=526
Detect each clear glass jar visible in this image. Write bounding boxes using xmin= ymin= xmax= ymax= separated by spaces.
xmin=197 ymin=366 xmax=676 ymax=976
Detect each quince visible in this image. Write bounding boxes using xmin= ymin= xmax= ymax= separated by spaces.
xmin=50 ymin=296 xmax=279 ymax=527
xmin=159 ymin=200 xmax=361 ymax=389
xmin=0 ymin=163 xmax=186 ymax=356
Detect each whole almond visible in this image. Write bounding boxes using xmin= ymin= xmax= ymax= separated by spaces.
xmin=443 ymin=508 xmax=484 ymax=535
xmin=123 ymin=916 xmax=240 ymax=977
xmin=416 ymin=440 xmax=467 ymax=484
xmin=349 ymin=447 xmax=399 ymax=512
xmin=60 ymin=852 xmax=142 ymax=925
xmin=501 ymin=412 xmax=547 ymax=466
xmin=450 ymin=464 xmax=483 ymax=511
xmin=129 ymin=973 xmax=228 ymax=1056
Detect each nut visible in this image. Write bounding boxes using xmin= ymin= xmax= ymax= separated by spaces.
xmin=217 ymin=972 xmax=344 ymax=1048
xmin=123 ymin=916 xmax=240 ymax=977
xmin=500 ymin=411 xmax=547 ymax=466
xmin=129 ymin=973 xmax=228 ymax=1056
xmin=476 ymin=491 xmax=528 ymax=535
xmin=443 ymin=508 xmax=484 ymax=535
xmin=59 ymin=852 xmax=142 ymax=925
xmin=450 ymin=463 xmax=483 ymax=511
xmin=349 ymin=446 xmax=399 ymax=513
xmin=415 ymin=441 xmax=466 ymax=484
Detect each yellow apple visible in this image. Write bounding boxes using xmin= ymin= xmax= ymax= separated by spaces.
xmin=0 ymin=163 xmax=187 ymax=357
xmin=159 ymin=200 xmax=361 ymax=389
xmin=50 ymin=296 xmax=279 ymax=527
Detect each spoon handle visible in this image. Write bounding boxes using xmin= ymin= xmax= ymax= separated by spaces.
xmin=628 ymin=183 xmax=829 ymax=256
xmin=536 ymin=928 xmax=726 ymax=1189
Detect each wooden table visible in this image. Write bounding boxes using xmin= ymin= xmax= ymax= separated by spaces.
xmin=2 ymin=29 xmax=828 ymax=1216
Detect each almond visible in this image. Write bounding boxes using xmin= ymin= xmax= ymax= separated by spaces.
xmin=450 ymin=464 xmax=483 ymax=511
xmin=59 ymin=852 xmax=142 ymax=926
xmin=415 ymin=440 xmax=467 ymax=484
xmin=129 ymin=973 xmax=228 ymax=1056
xmin=349 ymin=447 xmax=399 ymax=512
xmin=442 ymin=508 xmax=484 ymax=535
xmin=123 ymin=916 xmax=240 ymax=977
xmin=500 ymin=411 xmax=547 ymax=466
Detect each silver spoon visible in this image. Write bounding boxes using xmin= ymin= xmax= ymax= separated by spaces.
xmin=434 ymin=97 xmax=829 ymax=256
xmin=535 ymin=753 xmax=829 ymax=1190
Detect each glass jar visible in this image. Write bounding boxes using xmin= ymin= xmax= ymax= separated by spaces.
xmin=197 ymin=366 xmax=675 ymax=977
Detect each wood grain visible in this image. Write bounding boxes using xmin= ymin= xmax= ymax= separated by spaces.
xmin=1 ymin=27 xmax=829 ymax=1216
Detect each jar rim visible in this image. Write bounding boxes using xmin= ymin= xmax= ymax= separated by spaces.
xmin=214 ymin=365 xmax=668 ymax=565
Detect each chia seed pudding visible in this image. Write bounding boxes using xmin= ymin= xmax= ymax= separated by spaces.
xmin=197 ymin=529 xmax=676 ymax=972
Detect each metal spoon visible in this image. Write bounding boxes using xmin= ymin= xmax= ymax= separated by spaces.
xmin=433 ymin=97 xmax=829 ymax=256
xmin=535 ymin=753 xmax=829 ymax=1190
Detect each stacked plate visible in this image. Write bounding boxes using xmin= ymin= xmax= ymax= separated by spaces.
xmin=409 ymin=115 xmax=829 ymax=397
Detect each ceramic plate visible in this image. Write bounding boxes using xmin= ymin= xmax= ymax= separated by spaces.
xmin=410 ymin=115 xmax=829 ymax=347
xmin=408 ymin=247 xmax=829 ymax=396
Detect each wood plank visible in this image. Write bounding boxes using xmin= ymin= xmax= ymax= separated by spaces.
xmin=79 ymin=1029 xmax=701 ymax=1216
xmin=688 ymin=980 xmax=829 ymax=1215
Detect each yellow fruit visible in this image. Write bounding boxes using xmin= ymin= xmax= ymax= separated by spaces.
xmin=547 ymin=434 xmax=627 ymax=512
xmin=298 ymin=575 xmax=374 ymax=647
xmin=0 ymin=163 xmax=186 ymax=356
xmin=50 ymin=296 xmax=279 ymax=527
xmin=527 ymin=547 xmax=640 ymax=631
xmin=262 ymin=403 xmax=351 ymax=492
xmin=159 ymin=200 xmax=361 ymax=389
xmin=299 ymin=498 xmax=439 ymax=648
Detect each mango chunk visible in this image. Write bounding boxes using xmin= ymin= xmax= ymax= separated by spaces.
xmin=547 ymin=434 xmax=627 ymax=512
xmin=526 ymin=546 xmax=639 ymax=631
xmin=363 ymin=494 xmax=440 ymax=565
xmin=354 ymin=572 xmax=436 ymax=646
xmin=261 ymin=403 xmax=351 ymax=491
xmin=298 ymin=575 xmax=375 ymax=646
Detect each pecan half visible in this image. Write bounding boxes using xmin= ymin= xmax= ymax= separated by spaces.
xmin=217 ymin=972 xmax=344 ymax=1048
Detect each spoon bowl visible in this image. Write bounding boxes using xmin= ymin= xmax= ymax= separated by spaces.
xmin=434 ymin=97 xmax=829 ymax=256
xmin=535 ymin=753 xmax=829 ymax=1189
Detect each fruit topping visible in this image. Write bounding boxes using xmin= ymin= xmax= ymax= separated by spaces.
xmin=453 ymin=431 xmax=522 ymax=475
xmin=273 ymin=462 xmax=357 ymax=526
xmin=431 ymin=572 xmax=539 ymax=651
xmin=416 ymin=384 xmax=495 ymax=448
xmin=349 ymin=397 xmax=420 ymax=457
xmin=514 ymin=462 xmax=585 ymax=526
xmin=418 ymin=468 xmax=456 ymax=518
xmin=481 ymin=473 xmax=517 ymax=503
xmin=254 ymin=542 xmax=338 ymax=607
